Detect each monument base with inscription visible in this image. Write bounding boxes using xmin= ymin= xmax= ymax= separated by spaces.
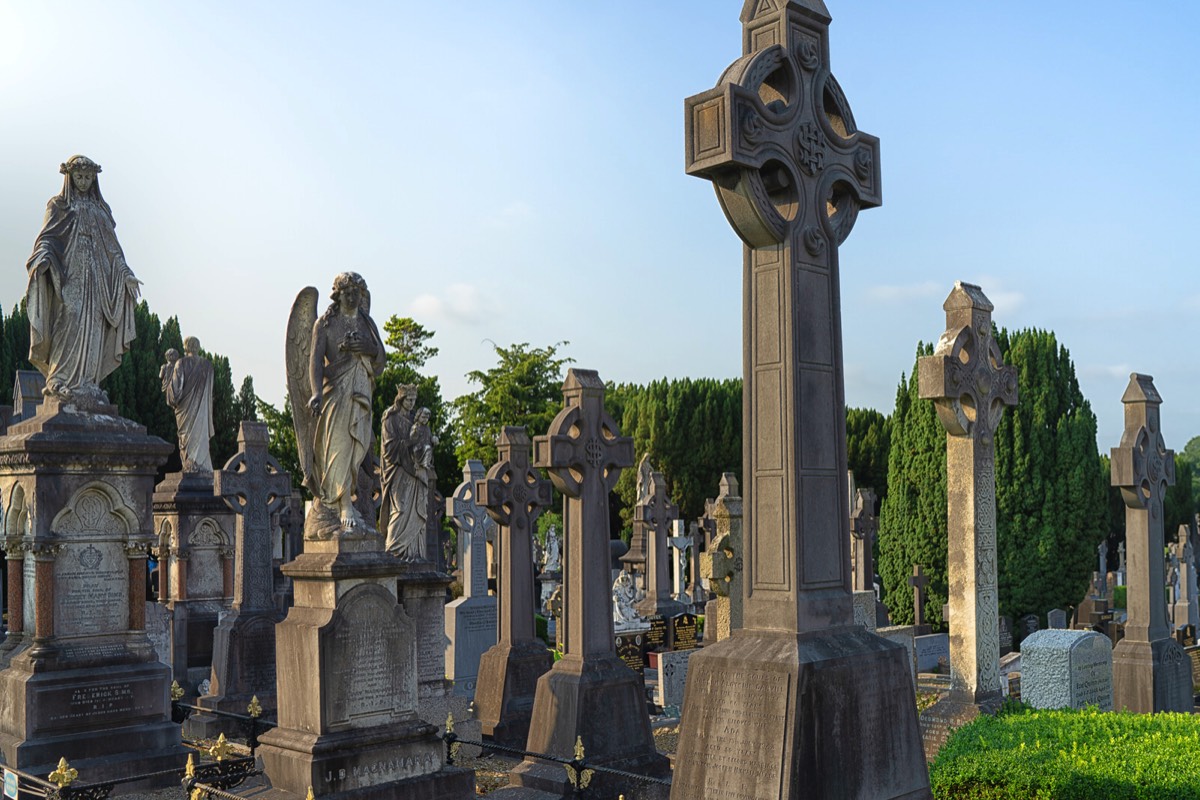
xmin=474 ymin=639 xmax=552 ymax=749
xmin=918 ymin=693 xmax=1002 ymax=762
xmin=1112 ymin=636 xmax=1193 ymax=713
xmin=259 ymin=541 xmax=473 ymax=800
xmin=509 ymin=653 xmax=669 ymax=798
xmin=671 ymin=627 xmax=931 ymax=800
xmin=0 ymin=652 xmax=185 ymax=784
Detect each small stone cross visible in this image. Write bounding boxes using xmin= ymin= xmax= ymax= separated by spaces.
xmin=534 ymin=369 xmax=633 ymax=657
xmin=850 ymin=487 xmax=878 ymax=594
xmin=636 ymin=470 xmax=680 ymax=614
xmin=447 ymin=460 xmax=493 ymax=598
xmin=908 ymin=565 xmax=928 ymax=628
xmin=1111 ymin=373 xmax=1175 ymax=645
xmin=477 ymin=426 xmax=552 ymax=644
xmin=668 ymin=521 xmax=691 ymax=603
xmin=214 ymin=421 xmax=292 ymax=612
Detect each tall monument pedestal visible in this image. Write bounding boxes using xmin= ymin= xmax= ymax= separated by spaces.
xmin=258 ymin=539 xmax=473 ymax=800
xmin=673 ymin=628 xmax=929 ymax=799
xmin=474 ymin=640 xmax=552 ymax=748
xmin=0 ymin=398 xmax=185 ymax=784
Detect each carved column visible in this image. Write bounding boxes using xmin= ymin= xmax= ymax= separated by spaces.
xmin=3 ymin=539 xmax=23 ymax=636
xmin=29 ymin=543 xmax=61 ymax=643
xmin=126 ymin=541 xmax=148 ymax=631
xmin=220 ymin=547 xmax=235 ymax=599
xmin=173 ymin=551 xmax=189 ymax=602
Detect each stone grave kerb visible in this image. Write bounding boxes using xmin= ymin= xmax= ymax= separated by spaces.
xmin=919 ymin=282 xmax=1017 ymax=708
xmin=477 ymin=427 xmax=552 ymax=643
xmin=1111 ymin=374 xmax=1174 ymax=645
xmin=213 ymin=421 xmax=292 ymax=612
xmin=636 ymin=470 xmax=686 ymax=618
xmin=673 ymin=3 xmax=928 ymax=798
xmin=448 ymin=460 xmax=492 ymax=599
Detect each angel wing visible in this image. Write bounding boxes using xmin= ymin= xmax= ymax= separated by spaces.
xmin=285 ymin=286 xmax=319 ymax=495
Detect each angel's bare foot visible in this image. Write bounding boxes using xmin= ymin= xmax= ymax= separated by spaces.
xmin=340 ymin=499 xmax=357 ymax=531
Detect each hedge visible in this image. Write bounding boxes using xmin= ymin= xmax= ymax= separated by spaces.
xmin=930 ymin=703 xmax=1200 ymax=799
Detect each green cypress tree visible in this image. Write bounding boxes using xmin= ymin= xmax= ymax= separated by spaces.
xmin=877 ymin=343 xmax=948 ymax=629
xmin=846 ymin=406 xmax=891 ymax=502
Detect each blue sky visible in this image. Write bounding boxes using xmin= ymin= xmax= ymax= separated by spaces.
xmin=1 ymin=2 xmax=1197 ymax=452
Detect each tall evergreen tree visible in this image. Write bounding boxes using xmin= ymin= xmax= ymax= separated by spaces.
xmin=236 ymin=376 xmax=258 ymax=423
xmin=846 ymin=406 xmax=891 ymax=504
xmin=877 ymin=343 xmax=948 ymax=629
xmin=878 ymin=331 xmax=1107 ymax=629
xmin=991 ymin=328 xmax=1107 ymax=621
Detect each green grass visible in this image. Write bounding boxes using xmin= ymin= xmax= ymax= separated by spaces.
xmin=930 ymin=703 xmax=1200 ymax=799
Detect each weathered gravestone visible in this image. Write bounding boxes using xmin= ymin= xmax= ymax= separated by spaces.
xmin=1110 ymin=373 xmax=1192 ymax=712
xmin=671 ymin=3 xmax=929 ymax=798
xmin=185 ymin=421 xmax=290 ymax=737
xmin=1019 ymin=613 xmax=1040 ymax=641
xmin=651 ymin=648 xmax=696 ymax=715
xmin=1020 ymin=629 xmax=1113 ymax=711
xmin=1047 ymin=609 xmax=1068 ymax=630
xmin=508 ymin=370 xmax=669 ymax=795
xmin=998 ymin=616 xmax=1013 ymax=656
xmin=918 ymin=281 xmax=1018 ymax=760
xmin=699 ymin=474 xmax=743 ymax=642
xmin=444 ymin=460 xmax=498 ymax=697
xmin=915 ymin=633 xmax=950 ymax=673
xmin=473 ymin=427 xmax=554 ymax=748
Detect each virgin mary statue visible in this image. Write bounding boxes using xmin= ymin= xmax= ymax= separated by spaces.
xmin=25 ymin=155 xmax=140 ymax=404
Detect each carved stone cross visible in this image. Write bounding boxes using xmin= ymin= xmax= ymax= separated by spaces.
xmin=636 ymin=470 xmax=684 ymax=617
xmin=1111 ymin=373 xmax=1175 ymax=646
xmin=477 ymin=427 xmax=552 ymax=644
xmin=850 ymin=486 xmax=877 ymax=593
xmin=919 ymin=281 xmax=1017 ymax=706
xmin=669 ymin=521 xmax=692 ymax=603
xmin=908 ymin=564 xmax=928 ymax=628
xmin=447 ymin=460 xmax=493 ymax=599
xmin=534 ymin=369 xmax=633 ymax=657
xmin=214 ymin=421 xmax=292 ymax=612
xmin=685 ymin=0 xmax=880 ymax=635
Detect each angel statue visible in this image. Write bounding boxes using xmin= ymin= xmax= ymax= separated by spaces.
xmin=26 ymin=155 xmax=141 ymax=406
xmin=286 ymin=272 xmax=385 ymax=538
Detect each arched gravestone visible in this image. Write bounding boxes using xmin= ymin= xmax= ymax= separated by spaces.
xmin=671 ymin=3 xmax=929 ymax=799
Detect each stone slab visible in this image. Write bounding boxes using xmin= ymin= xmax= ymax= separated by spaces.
xmin=444 ymin=595 xmax=497 ymax=697
xmin=650 ymin=648 xmax=695 ymax=713
xmin=914 ymin=633 xmax=949 ymax=672
xmin=1112 ymin=636 xmax=1193 ymax=713
xmin=876 ymin=625 xmax=919 ymax=688
xmin=1020 ymin=629 xmax=1113 ymax=711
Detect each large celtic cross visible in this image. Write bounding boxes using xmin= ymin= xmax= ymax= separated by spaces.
xmin=534 ymin=369 xmax=632 ymax=656
xmin=477 ymin=426 xmax=552 ymax=644
xmin=214 ymin=421 xmax=292 ymax=612
xmin=685 ymin=0 xmax=880 ymax=632
xmin=919 ymin=282 xmax=1017 ymax=703
xmin=447 ymin=460 xmax=493 ymax=599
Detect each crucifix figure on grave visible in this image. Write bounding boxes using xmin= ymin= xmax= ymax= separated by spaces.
xmin=909 ymin=564 xmax=929 ymax=629
xmin=672 ymin=3 xmax=928 ymax=798
xmin=473 ymin=426 xmax=554 ymax=747
xmin=1110 ymin=373 xmax=1191 ymax=712
xmin=669 ymin=520 xmax=692 ymax=604
xmin=918 ymin=282 xmax=1017 ymax=747
xmin=511 ymin=369 xmax=666 ymax=794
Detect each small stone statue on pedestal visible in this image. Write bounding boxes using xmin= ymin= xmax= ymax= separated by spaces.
xmin=161 ymin=335 xmax=215 ymax=473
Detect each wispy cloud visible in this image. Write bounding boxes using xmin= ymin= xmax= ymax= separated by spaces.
xmin=866 ymin=281 xmax=941 ymax=303
xmin=1080 ymin=363 xmax=1133 ymax=380
xmin=481 ymin=201 xmax=535 ymax=231
xmin=409 ymin=282 xmax=486 ymax=324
